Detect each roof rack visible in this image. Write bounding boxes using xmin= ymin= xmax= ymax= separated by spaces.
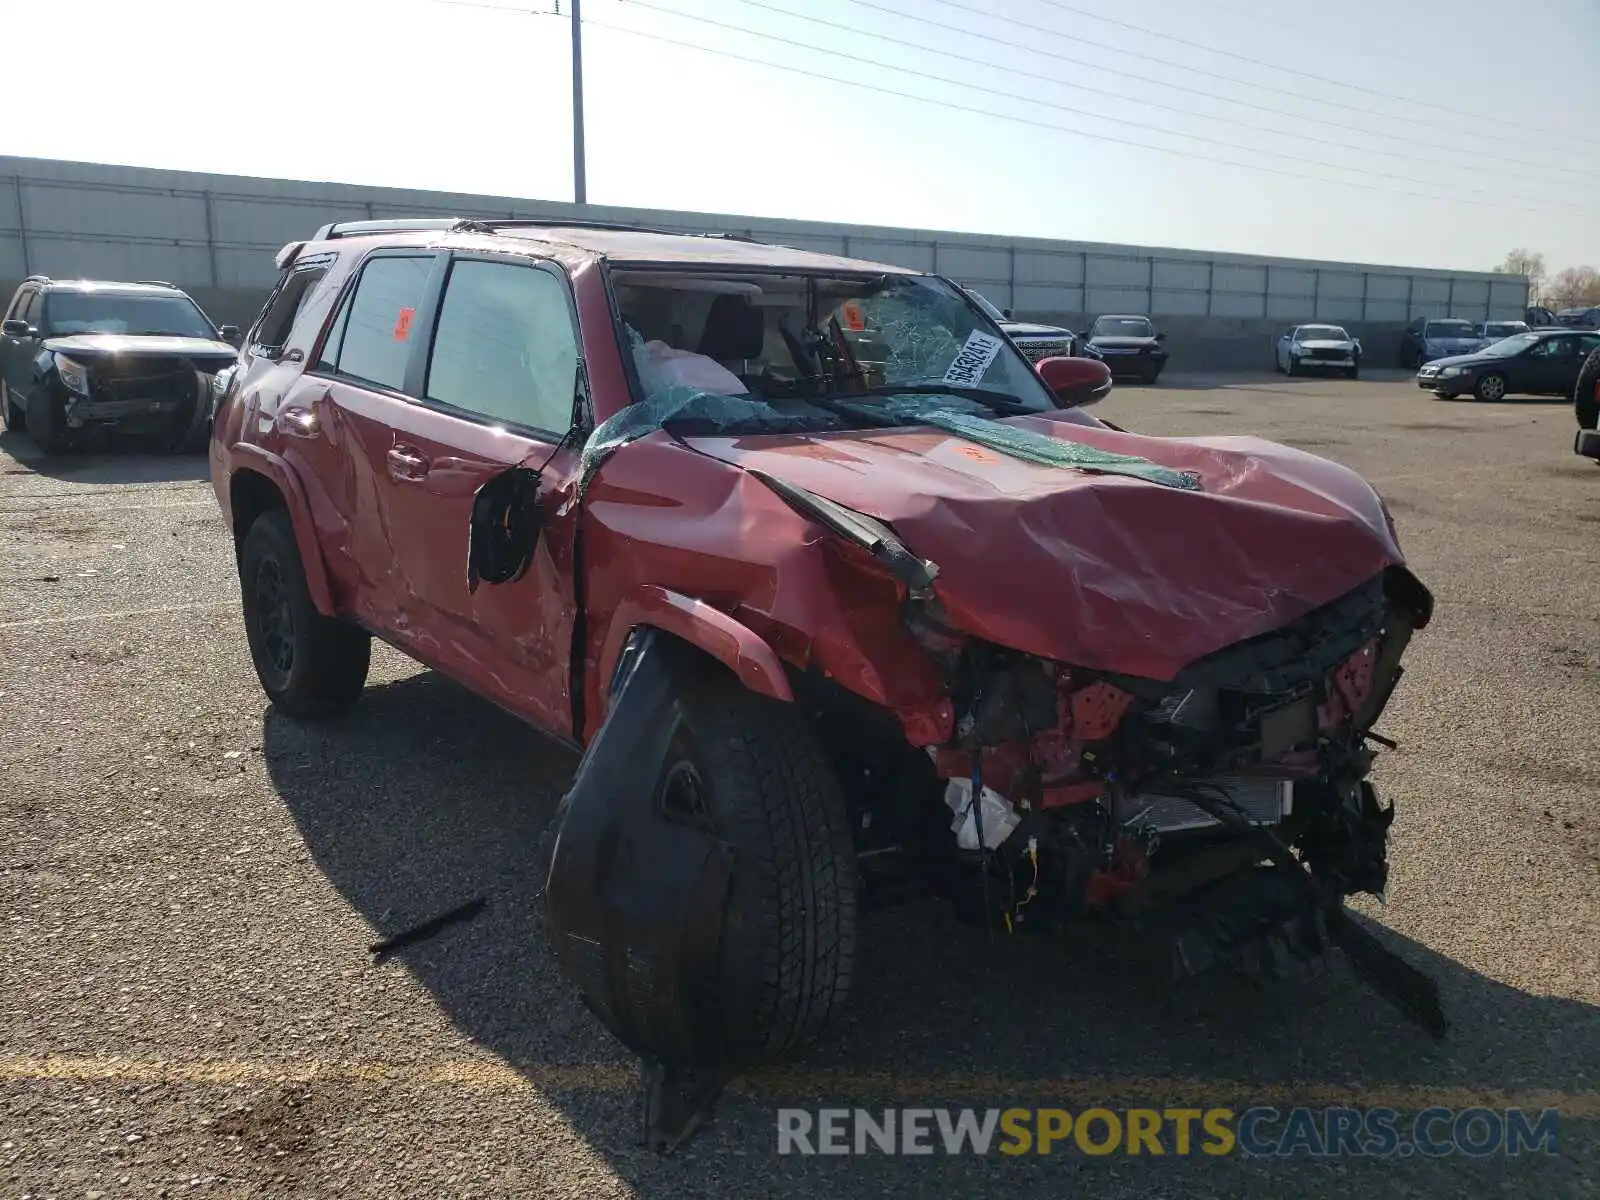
xmin=310 ymin=215 xmax=763 ymax=245
xmin=25 ymin=274 xmax=50 ymax=284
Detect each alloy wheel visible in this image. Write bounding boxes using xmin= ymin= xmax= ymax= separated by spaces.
xmin=254 ymin=556 xmax=296 ymax=679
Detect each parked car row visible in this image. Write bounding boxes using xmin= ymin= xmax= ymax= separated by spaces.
xmin=961 ymin=289 xmax=1169 ymax=383
xmin=1417 ymin=327 xmax=1600 ymax=401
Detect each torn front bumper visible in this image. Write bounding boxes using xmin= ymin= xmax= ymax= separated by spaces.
xmin=62 ymin=366 xmax=210 ymax=430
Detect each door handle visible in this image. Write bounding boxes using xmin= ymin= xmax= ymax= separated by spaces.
xmin=387 ymin=444 xmax=430 ymax=481
xmin=277 ymin=404 xmax=320 ymax=439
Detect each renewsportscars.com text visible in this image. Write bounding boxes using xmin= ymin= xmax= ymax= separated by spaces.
xmin=776 ymin=1106 xmax=1560 ymax=1158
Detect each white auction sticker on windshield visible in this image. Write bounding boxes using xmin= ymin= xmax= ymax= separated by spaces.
xmin=942 ymin=330 xmax=1005 ymax=388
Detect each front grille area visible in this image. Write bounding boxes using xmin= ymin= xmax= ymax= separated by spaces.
xmin=1305 ymin=347 xmax=1348 ymax=361
xmin=88 ymin=359 xmax=200 ymax=406
xmin=1016 ymin=338 xmax=1072 ymax=362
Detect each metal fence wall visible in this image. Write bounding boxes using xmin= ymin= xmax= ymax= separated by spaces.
xmin=0 ymin=155 xmax=1527 ymax=325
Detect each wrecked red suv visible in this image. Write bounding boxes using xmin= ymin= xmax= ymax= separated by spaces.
xmin=212 ymin=218 xmax=1435 ymax=1144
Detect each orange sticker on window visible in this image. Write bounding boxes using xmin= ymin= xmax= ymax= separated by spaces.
xmin=841 ymin=301 xmax=866 ymax=332
xmin=955 ymin=445 xmax=999 ymax=464
xmin=393 ymin=307 xmax=415 ymax=341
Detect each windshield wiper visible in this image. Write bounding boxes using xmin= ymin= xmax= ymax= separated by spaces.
xmin=853 ymin=383 xmax=1034 ymax=415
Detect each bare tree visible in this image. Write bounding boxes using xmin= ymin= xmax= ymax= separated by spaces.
xmin=1549 ymin=265 xmax=1600 ymax=309
xmin=1495 ymin=248 xmax=1546 ymax=304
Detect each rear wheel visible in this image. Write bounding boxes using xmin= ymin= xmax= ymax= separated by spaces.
xmin=239 ymin=509 xmax=370 ymax=718
xmin=1474 ymin=372 xmax=1508 ymax=402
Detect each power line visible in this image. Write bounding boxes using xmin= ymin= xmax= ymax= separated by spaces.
xmin=1023 ymin=0 xmax=1596 ymax=142
xmin=842 ymin=0 xmax=1597 ymax=178
xmin=581 ymin=12 xmax=1586 ymax=216
xmin=599 ymin=1 xmax=1582 ymax=210
xmin=708 ymin=0 xmax=1598 ymax=185
xmin=916 ymin=0 xmax=1600 ymax=151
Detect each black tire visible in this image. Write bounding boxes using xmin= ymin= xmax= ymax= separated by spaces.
xmin=238 ymin=508 xmax=369 ymax=719
xmin=24 ymin=385 xmax=72 ymax=455
xmin=1473 ymin=372 xmax=1509 ymax=402
xmin=1285 ymin=355 xmax=1298 ymax=377
xmin=166 ymin=395 xmax=209 ymax=455
xmin=1575 ymin=347 xmax=1600 ymax=430
xmin=1 ymin=382 xmax=25 ymax=432
xmin=662 ymin=656 xmax=857 ymax=1058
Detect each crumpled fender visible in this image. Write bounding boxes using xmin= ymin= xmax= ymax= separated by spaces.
xmin=593 ymin=584 xmax=794 ymax=725
xmin=226 ymin=442 xmax=337 ymax=616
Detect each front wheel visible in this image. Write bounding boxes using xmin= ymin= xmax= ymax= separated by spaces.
xmin=1285 ymin=356 xmax=1299 ymax=377
xmin=1574 ymin=347 xmax=1600 ymax=429
xmin=667 ymin=661 xmax=858 ymax=1059
xmin=24 ymin=385 xmax=72 ymax=455
xmin=0 ymin=382 xmax=25 ymax=432
xmin=1474 ymin=372 xmax=1508 ymax=402
xmin=1346 ymin=364 xmax=1360 ymax=380
xmin=239 ymin=509 xmax=370 ymax=719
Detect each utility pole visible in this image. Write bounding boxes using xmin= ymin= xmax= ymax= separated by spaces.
xmin=570 ymin=0 xmax=586 ymax=205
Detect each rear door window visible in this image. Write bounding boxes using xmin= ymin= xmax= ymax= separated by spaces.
xmin=320 ymin=255 xmax=434 ymax=391
xmin=424 ymin=258 xmax=579 ymax=435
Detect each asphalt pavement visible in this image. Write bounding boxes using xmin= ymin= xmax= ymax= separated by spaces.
xmin=1 ymin=372 xmax=1596 ymax=1198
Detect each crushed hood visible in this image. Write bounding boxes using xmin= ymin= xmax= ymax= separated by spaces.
xmin=42 ymin=333 xmax=238 ymax=363
xmin=687 ymin=414 xmax=1404 ymax=681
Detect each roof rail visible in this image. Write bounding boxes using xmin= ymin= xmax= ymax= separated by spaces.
xmin=25 ymin=274 xmax=50 ymax=284
xmin=134 ymin=280 xmax=179 ymax=289
xmin=312 ymin=217 xmax=462 ymax=241
xmin=310 ymin=215 xmax=764 ymax=245
xmin=456 ymin=217 xmax=763 ymax=243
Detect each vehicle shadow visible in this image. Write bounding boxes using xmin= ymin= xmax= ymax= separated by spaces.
xmin=0 ymin=428 xmax=210 ymax=484
xmin=264 ymin=671 xmax=1599 ymax=1188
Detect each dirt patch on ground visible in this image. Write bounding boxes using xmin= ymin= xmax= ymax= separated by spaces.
xmin=29 ymin=511 xmax=107 ymax=542
xmin=212 ymin=1084 xmax=335 ymax=1172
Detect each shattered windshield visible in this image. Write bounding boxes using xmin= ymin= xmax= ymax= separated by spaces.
xmin=43 ymin=291 xmax=216 ymax=338
xmin=1296 ymin=326 xmax=1349 ymax=341
xmin=608 ymin=269 xmax=1057 ymax=434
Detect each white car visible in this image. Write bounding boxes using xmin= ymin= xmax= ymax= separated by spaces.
xmin=1275 ymin=324 xmax=1362 ymax=378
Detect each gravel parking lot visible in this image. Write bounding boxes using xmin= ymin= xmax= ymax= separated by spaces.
xmin=2 ymin=372 xmax=1596 ymax=1198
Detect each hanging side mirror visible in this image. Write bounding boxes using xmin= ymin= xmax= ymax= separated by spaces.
xmin=1037 ymin=355 xmax=1113 ymax=408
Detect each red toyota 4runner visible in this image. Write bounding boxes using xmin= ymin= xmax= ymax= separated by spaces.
xmin=212 ymin=218 xmax=1437 ymax=1145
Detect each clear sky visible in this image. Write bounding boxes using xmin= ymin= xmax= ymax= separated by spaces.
xmin=4 ymin=0 xmax=1595 ymax=273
